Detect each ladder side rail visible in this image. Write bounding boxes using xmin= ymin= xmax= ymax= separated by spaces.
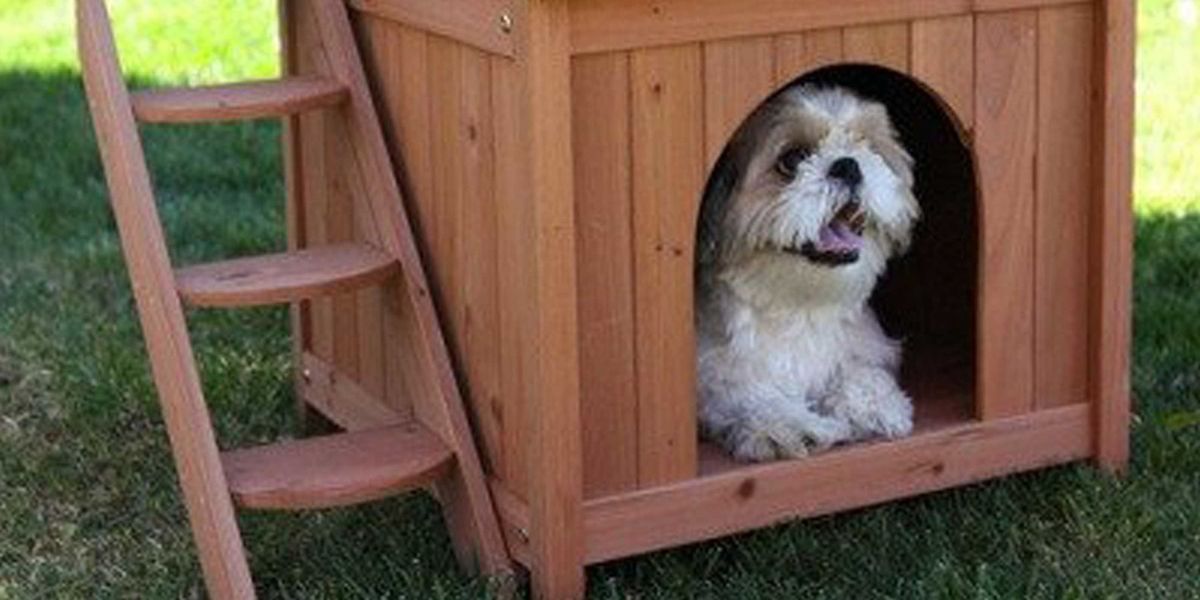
xmin=75 ymin=1 xmax=255 ymax=597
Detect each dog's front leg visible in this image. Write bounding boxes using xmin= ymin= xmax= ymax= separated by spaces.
xmin=824 ymin=365 xmax=914 ymax=441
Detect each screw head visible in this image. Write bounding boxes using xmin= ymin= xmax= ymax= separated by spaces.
xmin=301 ymin=368 xmax=312 ymax=383
xmin=499 ymin=12 xmax=513 ymax=34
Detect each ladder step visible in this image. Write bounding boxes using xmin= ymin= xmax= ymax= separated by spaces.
xmin=175 ymin=243 xmax=399 ymax=307
xmin=222 ymin=424 xmax=455 ymax=510
xmin=131 ymin=76 xmax=348 ymax=123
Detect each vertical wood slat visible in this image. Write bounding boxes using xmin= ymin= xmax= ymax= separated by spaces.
xmin=1036 ymin=4 xmax=1095 ymax=410
xmin=774 ymin=28 xmax=844 ymax=85
xmin=702 ymin=38 xmax=776 ymax=167
xmin=1092 ymin=0 xmax=1135 ymax=471
xmin=571 ymin=52 xmax=639 ymax=498
xmin=975 ymin=11 xmax=1038 ymax=420
xmin=630 ymin=44 xmax=702 ymax=486
xmin=426 ymin=36 xmax=466 ymax=356
xmin=348 ymin=15 xmax=392 ymax=404
xmin=458 ymin=47 xmax=504 ymax=483
xmin=911 ymin=16 xmax=975 ymax=130
xmin=370 ymin=21 xmax=431 ymax=421
xmin=492 ymin=54 xmax=531 ymax=495
xmin=843 ymin=22 xmax=910 ymax=73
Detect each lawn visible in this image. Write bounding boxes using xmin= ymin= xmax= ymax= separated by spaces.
xmin=1 ymin=0 xmax=1198 ymax=598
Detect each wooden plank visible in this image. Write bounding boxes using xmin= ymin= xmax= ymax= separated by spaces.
xmin=975 ymin=11 xmax=1038 ymax=420
xmin=174 ymin=244 xmax=399 ymax=307
xmin=702 ymin=37 xmax=777 ymax=168
xmin=911 ymin=15 xmax=975 ymax=129
xmin=223 ymin=423 xmax=453 ymax=510
xmin=457 ymin=46 xmax=505 ymax=488
xmin=843 ymin=21 xmax=910 ymax=73
xmin=582 ymin=403 xmax=1092 ymax=564
xmin=774 ymin=28 xmax=844 ymax=85
xmin=348 ymin=0 xmax=516 ymax=57
xmin=362 ymin=20 xmax=432 ymax=422
xmin=298 ymin=352 xmax=406 ymax=432
xmin=426 ymin=35 xmax=466 ymax=358
xmin=629 ymin=44 xmax=702 ymax=486
xmin=569 ymin=0 xmax=1091 ymax=55
xmin=130 ymin=76 xmax=347 ymax=123
xmin=523 ymin=1 xmax=586 ymax=595
xmin=1091 ymin=0 xmax=1134 ymax=472
xmin=1035 ymin=4 xmax=1094 ymax=410
xmin=75 ymin=1 xmax=255 ymax=596
xmin=492 ymin=55 xmax=532 ymax=496
xmin=571 ymin=52 xmax=639 ymax=498
xmin=328 ymin=128 xmax=362 ymax=384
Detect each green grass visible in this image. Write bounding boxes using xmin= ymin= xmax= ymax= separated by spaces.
xmin=1 ymin=0 xmax=1198 ymax=597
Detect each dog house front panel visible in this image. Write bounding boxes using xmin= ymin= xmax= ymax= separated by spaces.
xmin=571 ymin=3 xmax=1099 ymax=497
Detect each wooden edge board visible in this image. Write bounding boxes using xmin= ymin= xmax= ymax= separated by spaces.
xmin=493 ymin=404 xmax=1092 ymax=566
xmin=348 ymin=0 xmax=516 ymax=58
xmin=222 ymin=423 xmax=455 ymax=510
xmin=174 ymin=243 xmax=399 ymax=308
xmin=298 ymin=352 xmax=409 ymax=431
xmin=1090 ymin=0 xmax=1134 ymax=472
xmin=131 ymin=76 xmax=348 ymax=123
xmin=569 ymin=0 xmax=1093 ymax=55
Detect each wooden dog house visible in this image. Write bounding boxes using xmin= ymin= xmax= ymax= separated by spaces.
xmin=281 ymin=0 xmax=1133 ymax=596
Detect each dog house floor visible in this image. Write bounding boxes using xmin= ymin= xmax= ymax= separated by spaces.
xmin=699 ymin=343 xmax=974 ymax=475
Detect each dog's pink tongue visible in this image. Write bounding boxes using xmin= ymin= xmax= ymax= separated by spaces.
xmin=815 ymin=221 xmax=863 ymax=253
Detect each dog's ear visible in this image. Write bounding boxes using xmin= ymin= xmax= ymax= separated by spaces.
xmin=696 ymin=147 xmax=740 ymax=268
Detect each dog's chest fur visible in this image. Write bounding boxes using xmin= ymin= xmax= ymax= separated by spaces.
xmin=696 ymin=267 xmax=898 ymax=413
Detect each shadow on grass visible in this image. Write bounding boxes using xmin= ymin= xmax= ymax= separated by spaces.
xmin=2 ymin=69 xmax=1199 ymax=599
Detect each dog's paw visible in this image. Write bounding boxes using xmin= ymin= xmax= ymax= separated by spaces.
xmin=862 ymin=395 xmax=913 ymax=439
xmin=724 ymin=415 xmax=853 ymax=462
xmin=827 ymin=370 xmax=914 ymax=440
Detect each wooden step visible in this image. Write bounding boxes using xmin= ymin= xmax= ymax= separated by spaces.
xmin=131 ymin=76 xmax=348 ymax=123
xmin=175 ymin=243 xmax=399 ymax=307
xmin=221 ymin=424 xmax=455 ymax=510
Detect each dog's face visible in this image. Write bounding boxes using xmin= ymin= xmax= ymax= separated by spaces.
xmin=698 ymin=86 xmax=919 ymax=304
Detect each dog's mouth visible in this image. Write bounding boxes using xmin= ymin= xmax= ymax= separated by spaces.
xmin=784 ymin=202 xmax=866 ymax=266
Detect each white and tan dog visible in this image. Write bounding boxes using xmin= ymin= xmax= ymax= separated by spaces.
xmin=696 ymin=85 xmax=920 ymax=462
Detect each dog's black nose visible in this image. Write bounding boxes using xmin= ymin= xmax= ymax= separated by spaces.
xmin=828 ymin=157 xmax=863 ymax=188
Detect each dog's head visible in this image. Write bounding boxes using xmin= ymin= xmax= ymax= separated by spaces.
xmin=698 ymin=85 xmax=919 ymax=304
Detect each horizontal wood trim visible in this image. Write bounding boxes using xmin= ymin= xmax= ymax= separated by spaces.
xmin=569 ymin=0 xmax=1092 ymax=55
xmin=299 ymin=352 xmax=409 ymax=430
xmin=348 ymin=0 xmax=516 ymax=57
xmin=593 ymin=404 xmax=1088 ymax=564
xmin=493 ymin=404 xmax=1092 ymax=567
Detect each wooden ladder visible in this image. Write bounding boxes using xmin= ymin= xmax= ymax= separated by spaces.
xmin=75 ymin=0 xmax=511 ymax=597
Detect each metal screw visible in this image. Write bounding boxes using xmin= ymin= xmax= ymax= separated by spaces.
xmin=301 ymin=368 xmax=312 ymax=383
xmin=499 ymin=12 xmax=513 ymax=34
xmin=517 ymin=527 xmax=530 ymax=542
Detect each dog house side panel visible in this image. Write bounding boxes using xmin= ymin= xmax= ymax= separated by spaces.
xmin=346 ymin=12 xmax=535 ymax=497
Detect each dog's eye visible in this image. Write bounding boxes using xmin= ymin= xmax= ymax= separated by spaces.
xmin=775 ymin=146 xmax=811 ymax=179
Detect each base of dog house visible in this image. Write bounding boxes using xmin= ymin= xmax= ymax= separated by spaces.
xmin=491 ymin=398 xmax=1091 ymax=567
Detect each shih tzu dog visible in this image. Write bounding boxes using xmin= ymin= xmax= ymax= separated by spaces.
xmin=696 ymin=85 xmax=920 ymax=462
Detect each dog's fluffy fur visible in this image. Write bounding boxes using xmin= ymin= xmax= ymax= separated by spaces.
xmin=696 ymin=85 xmax=920 ymax=462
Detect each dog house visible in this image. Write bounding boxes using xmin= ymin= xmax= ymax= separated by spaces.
xmin=281 ymin=0 xmax=1133 ymax=596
